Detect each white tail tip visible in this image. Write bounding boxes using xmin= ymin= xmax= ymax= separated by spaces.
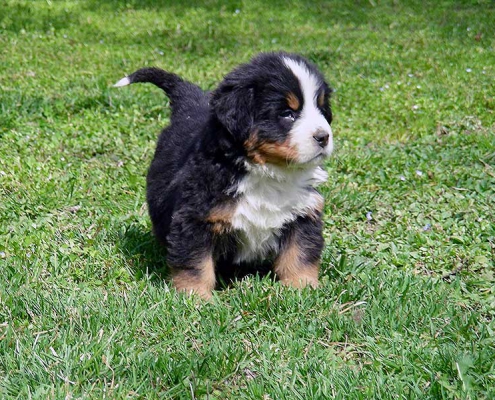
xmin=113 ymin=77 xmax=131 ymax=87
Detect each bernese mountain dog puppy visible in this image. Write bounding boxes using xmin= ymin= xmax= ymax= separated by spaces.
xmin=114 ymin=52 xmax=333 ymax=299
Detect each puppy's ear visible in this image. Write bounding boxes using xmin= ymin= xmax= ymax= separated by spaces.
xmin=211 ymin=77 xmax=255 ymax=138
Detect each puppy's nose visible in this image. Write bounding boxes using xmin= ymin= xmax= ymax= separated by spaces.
xmin=313 ymin=130 xmax=329 ymax=148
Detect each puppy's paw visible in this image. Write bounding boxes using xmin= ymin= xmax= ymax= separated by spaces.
xmin=171 ymin=267 xmax=215 ymax=300
xmin=174 ymin=284 xmax=213 ymax=301
xmin=280 ymin=273 xmax=319 ymax=289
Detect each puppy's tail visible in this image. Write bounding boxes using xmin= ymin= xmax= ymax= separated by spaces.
xmin=114 ymin=67 xmax=205 ymax=114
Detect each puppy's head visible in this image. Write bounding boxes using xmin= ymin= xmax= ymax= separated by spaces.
xmin=211 ymin=52 xmax=333 ymax=166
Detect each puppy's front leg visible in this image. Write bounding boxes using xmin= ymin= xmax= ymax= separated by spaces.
xmin=167 ymin=219 xmax=216 ymax=299
xmin=273 ymin=216 xmax=324 ymax=289
xmin=170 ymin=255 xmax=215 ymax=300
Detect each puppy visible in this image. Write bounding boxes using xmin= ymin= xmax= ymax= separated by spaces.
xmin=114 ymin=52 xmax=333 ymax=299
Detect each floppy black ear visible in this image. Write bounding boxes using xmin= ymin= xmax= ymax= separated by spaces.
xmin=210 ymin=77 xmax=255 ymax=138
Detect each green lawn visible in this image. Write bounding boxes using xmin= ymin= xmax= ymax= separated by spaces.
xmin=1 ymin=0 xmax=494 ymax=398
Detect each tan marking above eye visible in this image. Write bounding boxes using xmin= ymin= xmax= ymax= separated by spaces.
xmin=286 ymin=92 xmax=301 ymax=111
xmin=317 ymin=91 xmax=325 ymax=108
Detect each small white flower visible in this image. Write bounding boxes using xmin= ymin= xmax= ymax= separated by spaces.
xmin=80 ymin=353 xmax=92 ymax=361
xmin=400 ymin=175 xmax=406 ymax=181
xmin=235 ymin=9 xmax=240 ymax=14
xmin=408 ymin=73 xmax=414 ymax=78
xmin=413 ymin=105 xmax=419 ymax=110
xmin=0 ymin=171 xmax=6 ymax=176
xmin=416 ymin=85 xmax=421 ymax=89
xmin=68 ymin=205 xmax=81 ymax=213
xmin=416 ymin=170 xmax=423 ymax=176
xmin=366 ymin=211 xmax=373 ymax=221
xmin=0 ymin=252 xmax=5 ymax=258
xmin=466 ymin=68 xmax=472 ymax=73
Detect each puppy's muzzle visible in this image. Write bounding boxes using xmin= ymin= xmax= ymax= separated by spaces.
xmin=313 ymin=130 xmax=330 ymax=148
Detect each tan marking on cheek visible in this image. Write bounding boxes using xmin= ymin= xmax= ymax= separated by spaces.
xmin=317 ymin=92 xmax=325 ymax=108
xmin=171 ymin=255 xmax=216 ymax=300
xmin=206 ymin=202 xmax=237 ymax=234
xmin=257 ymin=140 xmax=298 ymax=165
xmin=244 ymin=132 xmax=266 ymax=165
xmin=273 ymin=239 xmax=319 ymax=288
xmin=286 ymin=92 xmax=300 ymax=111
xmin=244 ymin=131 xmax=299 ymax=166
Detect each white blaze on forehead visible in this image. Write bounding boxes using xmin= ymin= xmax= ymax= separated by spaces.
xmin=283 ymin=57 xmax=333 ymax=162
xmin=283 ymin=58 xmax=320 ymax=106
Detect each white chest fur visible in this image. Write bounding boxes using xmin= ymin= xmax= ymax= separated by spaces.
xmin=231 ymin=163 xmax=327 ymax=263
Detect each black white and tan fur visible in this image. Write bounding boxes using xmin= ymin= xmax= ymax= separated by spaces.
xmin=114 ymin=52 xmax=334 ymax=299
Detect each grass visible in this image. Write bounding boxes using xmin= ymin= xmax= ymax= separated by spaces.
xmin=1 ymin=0 xmax=494 ymax=398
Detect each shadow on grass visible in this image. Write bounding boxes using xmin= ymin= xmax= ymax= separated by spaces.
xmin=1 ymin=2 xmax=79 ymax=32
xmin=82 ymin=0 xmax=367 ymax=14
xmin=118 ymin=223 xmax=169 ymax=284
xmin=3 ymin=0 xmax=384 ymax=34
xmin=118 ymin=222 xmax=274 ymax=289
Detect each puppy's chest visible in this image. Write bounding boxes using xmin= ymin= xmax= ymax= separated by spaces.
xmin=228 ymin=167 xmax=325 ymax=263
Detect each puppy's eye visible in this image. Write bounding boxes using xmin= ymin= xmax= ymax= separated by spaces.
xmin=279 ymin=110 xmax=296 ymax=122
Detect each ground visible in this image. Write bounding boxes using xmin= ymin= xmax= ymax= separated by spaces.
xmin=0 ymin=0 xmax=494 ymax=398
